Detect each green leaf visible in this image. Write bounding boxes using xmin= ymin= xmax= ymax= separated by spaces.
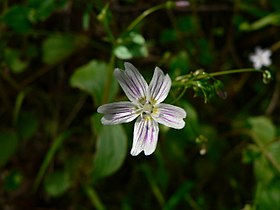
xmin=176 ymin=16 xmax=197 ymax=33
xmin=44 ymin=170 xmax=71 ymax=197
xmin=17 ymin=112 xmax=39 ymax=140
xmin=0 ymin=131 xmax=18 ymax=168
xmin=254 ymin=155 xmax=275 ymax=184
xmin=28 ymin=0 xmax=56 ymax=22
xmin=270 ymin=0 xmax=280 ymax=11
xmin=114 ymin=32 xmax=148 ymax=60
xmin=92 ymin=125 xmax=127 ymax=179
xmin=131 ymin=32 xmax=145 ymax=44
xmin=70 ymin=60 xmax=118 ymax=105
xmin=2 ymin=6 xmax=32 ymax=33
xmin=165 ymin=182 xmax=194 ymax=209
xmin=248 ymin=116 xmax=276 ymax=144
xmin=255 ymin=180 xmax=280 ymax=209
xmin=114 ymin=46 xmax=133 ymax=59
xmin=160 ymin=28 xmax=177 ymax=44
xmin=169 ymin=51 xmax=189 ymax=77
xmin=90 ymin=113 xmax=102 ymax=135
xmin=254 ymin=140 xmax=280 ymax=182
xmin=4 ymin=48 xmax=28 ymax=74
xmin=42 ymin=34 xmax=88 ymax=64
xmin=197 ymin=38 xmax=214 ymax=66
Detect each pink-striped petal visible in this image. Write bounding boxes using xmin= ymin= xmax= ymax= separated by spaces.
xmin=97 ymin=102 xmax=139 ymax=125
xmin=148 ymin=67 xmax=171 ymax=104
xmin=131 ymin=116 xmax=159 ymax=156
xmin=114 ymin=62 xmax=148 ymax=105
xmin=152 ymin=103 xmax=186 ymax=129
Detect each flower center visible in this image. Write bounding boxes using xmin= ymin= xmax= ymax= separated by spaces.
xmin=142 ymin=103 xmax=153 ymax=114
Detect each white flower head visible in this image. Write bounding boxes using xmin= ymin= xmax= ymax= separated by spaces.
xmin=97 ymin=62 xmax=187 ymax=156
xmin=249 ymin=47 xmax=271 ymax=69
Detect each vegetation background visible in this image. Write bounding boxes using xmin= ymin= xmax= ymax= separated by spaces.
xmin=0 ymin=0 xmax=279 ymax=209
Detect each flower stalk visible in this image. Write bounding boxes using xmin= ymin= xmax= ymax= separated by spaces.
xmin=123 ymin=1 xmax=180 ymax=35
xmin=172 ymin=68 xmax=271 ymax=103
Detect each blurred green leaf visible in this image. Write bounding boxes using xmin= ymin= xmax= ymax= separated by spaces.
xmin=254 ymin=140 xmax=280 ymax=181
xmin=70 ymin=60 xmax=118 ymax=105
xmin=176 ymin=16 xmax=197 ymax=33
xmin=92 ymin=125 xmax=127 ymax=179
xmin=42 ymin=34 xmax=88 ymax=64
xmin=164 ymin=181 xmax=194 ymax=210
xmin=255 ymin=180 xmax=280 ymax=209
xmin=131 ymin=32 xmax=145 ymax=44
xmin=169 ymin=51 xmax=189 ymax=78
xmin=270 ymin=0 xmax=280 ymax=11
xmin=248 ymin=116 xmax=276 ymax=144
xmin=28 ymin=0 xmax=56 ymax=22
xmin=114 ymin=32 xmax=148 ymax=60
xmin=4 ymin=48 xmax=28 ymax=74
xmin=160 ymin=29 xmax=177 ymax=44
xmin=44 ymin=170 xmax=71 ymax=197
xmin=114 ymin=46 xmax=133 ymax=59
xmin=90 ymin=113 xmax=102 ymax=135
xmin=82 ymin=12 xmax=90 ymax=31
xmin=17 ymin=112 xmax=39 ymax=140
xmin=242 ymin=144 xmax=259 ymax=164
xmin=197 ymin=38 xmax=214 ymax=66
xmin=254 ymin=155 xmax=275 ymax=184
xmin=0 ymin=131 xmax=18 ymax=168
xmin=2 ymin=5 xmax=32 ymax=33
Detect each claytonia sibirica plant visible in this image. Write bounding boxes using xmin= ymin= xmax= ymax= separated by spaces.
xmin=249 ymin=47 xmax=272 ymax=69
xmin=97 ymin=62 xmax=187 ymax=156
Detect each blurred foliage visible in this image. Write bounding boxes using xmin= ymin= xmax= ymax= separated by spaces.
xmin=0 ymin=0 xmax=280 ymax=209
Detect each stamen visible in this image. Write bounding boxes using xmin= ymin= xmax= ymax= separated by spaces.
xmin=143 ymin=103 xmax=153 ymax=114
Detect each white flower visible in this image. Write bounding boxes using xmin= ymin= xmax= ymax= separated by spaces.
xmin=97 ymin=62 xmax=187 ymax=156
xmin=249 ymin=47 xmax=271 ymax=69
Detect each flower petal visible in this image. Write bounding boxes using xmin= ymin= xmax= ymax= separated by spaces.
xmin=114 ymin=62 xmax=148 ymax=104
xmin=97 ymin=101 xmax=139 ymax=125
xmin=148 ymin=67 xmax=171 ymax=104
xmin=152 ymin=103 xmax=186 ymax=129
xmin=250 ymin=48 xmax=272 ymax=69
xmin=131 ymin=116 xmax=159 ymax=156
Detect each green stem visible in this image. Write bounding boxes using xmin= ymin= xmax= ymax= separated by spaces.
xmin=209 ymin=68 xmax=260 ymax=77
xmin=173 ymin=68 xmax=261 ymax=86
xmin=102 ymin=53 xmax=116 ymax=104
xmin=33 ymin=131 xmax=71 ymax=191
xmin=171 ymin=87 xmax=187 ymax=104
xmin=97 ymin=4 xmax=115 ymax=44
xmin=84 ymin=185 xmax=106 ymax=210
xmin=142 ymin=164 xmax=165 ymax=207
xmin=103 ymin=20 xmax=115 ymax=44
xmin=0 ymin=70 xmax=21 ymax=90
xmin=13 ymin=89 xmax=29 ymax=126
xmin=124 ymin=2 xmax=172 ymax=34
xmin=271 ymin=40 xmax=280 ymax=52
